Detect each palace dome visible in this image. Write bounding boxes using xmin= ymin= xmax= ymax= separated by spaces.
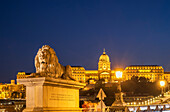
xmin=99 ymin=49 xmax=110 ymax=62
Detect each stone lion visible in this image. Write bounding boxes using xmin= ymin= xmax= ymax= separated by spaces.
xmin=33 ymin=45 xmax=74 ymax=80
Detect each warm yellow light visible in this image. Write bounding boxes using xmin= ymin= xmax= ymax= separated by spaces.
xmin=160 ymin=81 xmax=165 ymax=87
xmin=116 ymin=71 xmax=123 ymax=78
xmin=84 ymin=87 xmax=89 ymax=90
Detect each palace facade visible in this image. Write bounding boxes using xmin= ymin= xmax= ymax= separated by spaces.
xmin=125 ymin=65 xmax=164 ymax=82
xmin=71 ymin=49 xmax=169 ymax=83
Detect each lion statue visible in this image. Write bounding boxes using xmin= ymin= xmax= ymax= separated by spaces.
xmin=32 ymin=45 xmax=74 ymax=80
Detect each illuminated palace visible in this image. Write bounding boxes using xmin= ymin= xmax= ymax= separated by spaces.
xmin=17 ymin=49 xmax=170 ymax=83
xmin=72 ymin=49 xmax=116 ymax=83
xmin=71 ymin=49 xmax=170 ymax=83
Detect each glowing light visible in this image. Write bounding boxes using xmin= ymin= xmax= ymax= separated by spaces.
xmin=140 ymin=107 xmax=147 ymax=110
xmin=116 ymin=71 xmax=123 ymax=78
xmin=84 ymin=87 xmax=89 ymax=90
xmin=160 ymin=81 xmax=165 ymax=87
xmin=150 ymin=106 xmax=156 ymax=110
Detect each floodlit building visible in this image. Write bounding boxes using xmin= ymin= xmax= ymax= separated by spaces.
xmin=124 ymin=65 xmax=164 ymax=82
xmin=164 ymin=72 xmax=170 ymax=82
xmin=17 ymin=72 xmax=30 ymax=79
xmin=71 ymin=66 xmax=86 ymax=82
xmin=0 ymin=80 xmax=25 ymax=99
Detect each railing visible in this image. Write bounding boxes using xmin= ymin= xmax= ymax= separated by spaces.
xmin=82 ymin=104 xmax=170 ymax=112
xmin=81 ymin=92 xmax=170 ymax=112
xmin=82 ymin=107 xmax=110 ymax=112
xmin=126 ymin=91 xmax=170 ymax=106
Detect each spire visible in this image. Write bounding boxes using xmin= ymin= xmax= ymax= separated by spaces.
xmin=103 ymin=48 xmax=106 ymax=54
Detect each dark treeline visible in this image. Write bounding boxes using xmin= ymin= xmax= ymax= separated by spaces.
xmin=121 ymin=76 xmax=168 ymax=96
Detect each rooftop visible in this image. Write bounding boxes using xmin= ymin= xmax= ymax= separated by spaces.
xmin=127 ymin=65 xmax=161 ymax=67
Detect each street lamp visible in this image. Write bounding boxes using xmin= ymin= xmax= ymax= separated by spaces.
xmin=115 ymin=71 xmax=123 ymax=79
xmin=115 ymin=71 xmax=123 ymax=93
xmin=160 ymin=80 xmax=165 ymax=97
xmin=111 ymin=71 xmax=126 ymax=106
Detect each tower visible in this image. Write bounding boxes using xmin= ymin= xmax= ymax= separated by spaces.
xmin=98 ymin=49 xmax=111 ymax=81
xmin=98 ymin=48 xmax=111 ymax=71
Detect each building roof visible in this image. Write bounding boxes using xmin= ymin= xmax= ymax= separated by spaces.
xmin=99 ymin=49 xmax=110 ymax=62
xmin=164 ymin=72 xmax=170 ymax=74
xmin=85 ymin=70 xmax=98 ymax=74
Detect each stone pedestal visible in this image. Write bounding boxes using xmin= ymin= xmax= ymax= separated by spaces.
xmin=17 ymin=77 xmax=85 ymax=112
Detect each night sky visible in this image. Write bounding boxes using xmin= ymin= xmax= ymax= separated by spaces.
xmin=1 ymin=0 xmax=170 ymax=83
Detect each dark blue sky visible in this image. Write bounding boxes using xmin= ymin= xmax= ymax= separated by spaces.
xmin=1 ymin=0 xmax=170 ymax=83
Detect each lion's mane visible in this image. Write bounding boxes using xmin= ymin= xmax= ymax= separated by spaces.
xmin=34 ymin=45 xmax=72 ymax=79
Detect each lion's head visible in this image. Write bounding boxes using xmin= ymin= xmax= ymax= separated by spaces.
xmin=33 ymin=45 xmax=74 ymax=80
xmin=35 ymin=45 xmax=59 ymax=74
